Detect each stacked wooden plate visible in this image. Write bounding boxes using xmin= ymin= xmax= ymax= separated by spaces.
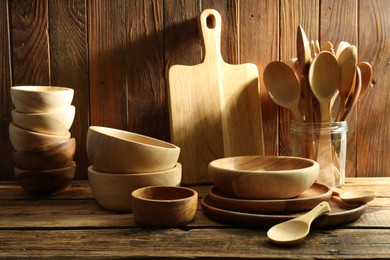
xmin=201 ymin=183 xmax=368 ymax=228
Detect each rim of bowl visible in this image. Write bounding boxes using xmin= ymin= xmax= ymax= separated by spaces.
xmin=10 ymin=122 xmax=71 ymax=137
xmin=89 ymin=126 xmax=179 ymax=150
xmin=11 ymin=105 xmax=75 ymax=116
xmin=14 ymin=161 xmax=76 ymax=173
xmin=209 ymin=155 xmax=318 ymax=173
xmin=11 ymin=86 xmax=74 ymax=92
xmin=131 ymin=186 xmax=197 ymax=203
xmin=13 ymin=138 xmax=76 ymax=154
xmin=87 ymin=163 xmax=181 ymax=176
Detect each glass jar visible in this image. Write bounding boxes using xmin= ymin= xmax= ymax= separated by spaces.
xmin=291 ymin=121 xmax=348 ymax=188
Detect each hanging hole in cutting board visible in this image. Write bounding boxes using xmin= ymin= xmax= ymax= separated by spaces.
xmin=207 ymin=15 xmax=216 ymax=29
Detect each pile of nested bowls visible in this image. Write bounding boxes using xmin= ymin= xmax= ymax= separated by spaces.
xmin=9 ymin=86 xmax=76 ymax=196
xmin=86 ymin=126 xmax=181 ymax=212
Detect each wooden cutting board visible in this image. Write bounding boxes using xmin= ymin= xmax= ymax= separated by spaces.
xmin=168 ymin=9 xmax=264 ymax=185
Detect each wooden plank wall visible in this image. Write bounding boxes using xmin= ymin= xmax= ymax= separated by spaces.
xmin=0 ymin=0 xmax=388 ymax=180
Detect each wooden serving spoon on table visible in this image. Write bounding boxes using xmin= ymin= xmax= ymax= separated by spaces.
xmin=332 ymin=187 xmax=376 ymax=204
xmin=263 ymin=61 xmax=303 ymax=121
xmin=267 ymin=202 xmax=331 ymax=246
xmin=309 ymin=51 xmax=340 ymax=186
xmin=337 ymin=45 xmax=358 ymax=120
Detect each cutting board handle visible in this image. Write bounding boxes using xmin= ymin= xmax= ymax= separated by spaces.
xmin=200 ymin=9 xmax=223 ymax=63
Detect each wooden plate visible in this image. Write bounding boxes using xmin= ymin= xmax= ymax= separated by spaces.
xmin=208 ymin=183 xmax=332 ymax=214
xmin=201 ymin=195 xmax=367 ymax=228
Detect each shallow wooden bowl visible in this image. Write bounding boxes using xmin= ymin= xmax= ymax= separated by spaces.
xmin=131 ymin=186 xmax=198 ymax=228
xmin=208 ymin=156 xmax=319 ymax=199
xmin=9 ymin=122 xmax=71 ymax=152
xmin=10 ymin=86 xmax=74 ymax=113
xmin=88 ymin=163 xmax=182 ymax=212
xmin=87 ymin=126 xmax=180 ymax=173
xmin=11 ymin=105 xmax=75 ymax=135
xmin=14 ymin=161 xmax=76 ymax=197
xmin=12 ymin=138 xmax=76 ymax=170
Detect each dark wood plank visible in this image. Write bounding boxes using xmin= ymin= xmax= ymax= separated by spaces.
xmin=240 ymin=0 xmax=278 ymax=156
xmin=357 ymin=0 xmax=390 ymax=177
xmin=0 ymin=0 xmax=14 ymax=181
xmin=320 ymin=0 xmax=358 ymax=178
xmin=0 ymin=229 xmax=389 ymax=258
xmin=48 ymin=0 xmax=89 ymax=179
xmin=10 ymin=0 xmax=50 ymax=85
xmin=126 ymin=0 xmax=167 ymax=140
xmin=88 ymin=0 xmax=128 ymax=129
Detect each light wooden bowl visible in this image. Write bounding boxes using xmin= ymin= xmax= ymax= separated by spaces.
xmin=88 ymin=163 xmax=182 ymax=212
xmin=11 ymin=105 xmax=75 ymax=135
xmin=10 ymin=86 xmax=74 ymax=113
xmin=87 ymin=126 xmax=180 ymax=173
xmin=9 ymin=122 xmax=71 ymax=152
xmin=131 ymin=186 xmax=198 ymax=228
xmin=208 ymin=156 xmax=319 ymax=199
xmin=13 ymin=138 xmax=76 ymax=170
xmin=14 ymin=161 xmax=76 ymax=197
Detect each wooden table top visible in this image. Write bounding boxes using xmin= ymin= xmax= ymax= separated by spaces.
xmin=0 ymin=177 xmax=389 ymax=259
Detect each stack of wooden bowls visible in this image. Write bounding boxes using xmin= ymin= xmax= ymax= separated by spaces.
xmin=86 ymin=126 xmax=181 ymax=212
xmin=9 ymin=86 xmax=76 ymax=196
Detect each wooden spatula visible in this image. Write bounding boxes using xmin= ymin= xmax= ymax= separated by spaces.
xmin=168 ymin=9 xmax=264 ymax=185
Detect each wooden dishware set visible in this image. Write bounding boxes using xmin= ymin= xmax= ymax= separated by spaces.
xmin=9 ymin=86 xmax=76 ymax=196
xmin=6 ymin=9 xmax=375 ymax=235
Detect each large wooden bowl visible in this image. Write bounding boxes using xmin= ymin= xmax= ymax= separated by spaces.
xmin=87 ymin=126 xmax=180 ymax=173
xmin=13 ymin=138 xmax=76 ymax=170
xmin=208 ymin=156 xmax=319 ymax=199
xmin=11 ymin=105 xmax=75 ymax=135
xmin=14 ymin=161 xmax=76 ymax=197
xmin=10 ymin=86 xmax=74 ymax=113
xmin=9 ymin=122 xmax=71 ymax=152
xmin=88 ymin=163 xmax=182 ymax=212
xmin=131 ymin=186 xmax=198 ymax=228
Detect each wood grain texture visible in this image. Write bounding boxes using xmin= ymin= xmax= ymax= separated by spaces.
xmin=88 ymin=0 xmax=128 ymax=129
xmin=0 ymin=178 xmax=389 ymax=259
xmin=48 ymin=0 xmax=88 ymax=179
xmin=10 ymin=0 xmax=50 ymax=85
xmin=357 ymin=0 xmax=390 ymax=177
xmin=240 ymin=0 xmax=276 ymax=155
xmin=0 ymin=1 xmax=14 ymax=181
xmin=127 ymin=0 xmax=167 ymax=140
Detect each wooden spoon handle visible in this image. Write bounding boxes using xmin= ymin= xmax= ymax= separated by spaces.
xmin=297 ymin=202 xmax=331 ymax=224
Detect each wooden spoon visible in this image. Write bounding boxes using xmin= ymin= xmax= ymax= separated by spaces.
xmin=357 ymin=61 xmax=372 ymax=100
xmin=323 ymin=41 xmax=335 ymax=55
xmin=335 ymin=41 xmax=351 ymax=59
xmin=263 ymin=61 xmax=303 ymax=121
xmin=339 ymin=66 xmax=362 ymax=121
xmin=309 ymin=51 xmax=339 ymax=186
xmin=336 ymin=45 xmax=358 ymax=120
xmin=267 ymin=202 xmax=331 ymax=246
xmin=309 ymin=51 xmax=340 ymax=122
xmin=332 ymin=187 xmax=376 ymax=204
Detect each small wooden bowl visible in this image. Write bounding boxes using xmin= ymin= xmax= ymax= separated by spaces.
xmin=10 ymin=86 xmax=74 ymax=113
xmin=208 ymin=156 xmax=319 ymax=199
xmin=9 ymin=122 xmax=71 ymax=152
xmin=12 ymin=138 xmax=76 ymax=170
xmin=87 ymin=126 xmax=180 ymax=173
xmin=14 ymin=161 xmax=76 ymax=197
xmin=88 ymin=163 xmax=182 ymax=212
xmin=131 ymin=186 xmax=198 ymax=228
xmin=11 ymin=105 xmax=75 ymax=135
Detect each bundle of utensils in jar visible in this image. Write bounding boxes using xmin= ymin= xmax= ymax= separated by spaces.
xmin=263 ymin=26 xmax=373 ymax=187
